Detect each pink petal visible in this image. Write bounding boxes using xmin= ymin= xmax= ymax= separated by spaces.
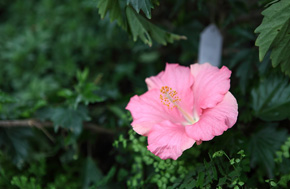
xmin=145 ymin=70 xmax=165 ymax=91
xmin=126 ymin=89 xmax=186 ymax=136
xmin=147 ymin=120 xmax=195 ymax=160
xmin=191 ymin=63 xmax=231 ymax=116
xmin=185 ymin=92 xmax=238 ymax=141
xmin=145 ymin=63 xmax=195 ymax=117
xmin=145 ymin=63 xmax=194 ymax=92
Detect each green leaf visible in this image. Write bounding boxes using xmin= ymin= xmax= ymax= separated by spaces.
xmin=270 ymin=20 xmax=290 ymax=75
xmin=59 ymin=69 xmax=105 ymax=108
xmin=278 ymin=174 xmax=290 ymax=187
xmin=82 ymin=157 xmax=103 ymax=189
xmin=11 ymin=176 xmax=41 ymax=189
xmin=196 ymin=172 xmax=205 ymax=187
xmin=270 ymin=181 xmax=277 ymax=187
xmin=212 ymin=150 xmax=225 ymax=158
xmin=251 ymin=75 xmax=290 ymax=121
xmin=38 ymin=106 xmax=90 ymax=135
xmin=126 ymin=6 xmax=186 ymax=47
xmin=97 ymin=0 xmax=126 ymax=28
xmin=218 ymin=177 xmax=227 ymax=186
xmin=95 ymin=166 xmax=116 ymax=187
xmin=76 ymin=68 xmax=89 ymax=83
xmin=96 ymin=1 xmax=185 ymax=46
xmin=57 ymin=89 xmax=74 ymax=98
xmin=52 ymin=106 xmax=90 ymax=135
xmin=127 ymin=0 xmax=154 ymax=19
xmin=75 ymin=68 xmax=106 ymax=105
xmin=126 ymin=6 xmax=151 ymax=45
xmin=255 ymin=0 xmax=290 ymax=75
xmin=76 ymin=84 xmax=105 ymax=104
xmin=117 ymin=168 xmax=129 ymax=182
xmin=249 ymin=125 xmax=287 ymax=177
xmin=0 ymin=128 xmax=33 ymax=168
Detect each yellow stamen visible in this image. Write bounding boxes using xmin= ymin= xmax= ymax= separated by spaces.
xmin=160 ymin=86 xmax=196 ymax=124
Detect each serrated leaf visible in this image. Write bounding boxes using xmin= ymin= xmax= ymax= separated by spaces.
xmin=76 ymin=83 xmax=105 ymax=106
xmin=126 ymin=6 xmax=186 ymax=47
xmin=38 ymin=106 xmax=90 ymax=135
xmin=52 ymin=106 xmax=90 ymax=135
xmin=126 ymin=6 xmax=151 ymax=45
xmin=255 ymin=0 xmax=290 ymax=60
xmin=251 ymin=75 xmax=290 ymax=121
xmin=127 ymin=0 xmax=154 ymax=19
xmin=270 ymin=20 xmax=290 ymax=75
xmin=97 ymin=0 xmax=126 ymax=28
xmin=96 ymin=1 xmax=185 ymax=46
xmin=255 ymin=0 xmax=290 ymax=75
xmin=249 ymin=125 xmax=287 ymax=177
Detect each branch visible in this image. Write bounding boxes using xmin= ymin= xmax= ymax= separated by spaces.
xmin=0 ymin=119 xmax=115 ymax=136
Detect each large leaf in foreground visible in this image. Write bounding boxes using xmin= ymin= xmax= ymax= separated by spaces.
xmin=255 ymin=0 xmax=290 ymax=75
xmin=251 ymin=75 xmax=290 ymax=121
xmin=97 ymin=1 xmax=185 ymax=46
xmin=97 ymin=0 xmax=126 ymax=28
xmin=127 ymin=0 xmax=153 ymax=19
xmin=126 ymin=6 xmax=186 ymax=47
xmin=270 ymin=20 xmax=290 ymax=75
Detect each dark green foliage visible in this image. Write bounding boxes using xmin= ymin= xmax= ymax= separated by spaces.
xmin=42 ymin=106 xmax=90 ymax=135
xmin=97 ymin=0 xmax=185 ymax=46
xmin=127 ymin=0 xmax=154 ymax=19
xmin=0 ymin=0 xmax=290 ymax=188
xmin=276 ymin=137 xmax=290 ymax=163
xmin=126 ymin=6 xmax=186 ymax=47
xmin=114 ymin=130 xmax=192 ymax=188
xmin=0 ymin=128 xmax=33 ymax=168
xmin=58 ymin=68 xmax=106 ymax=109
xmin=249 ymin=125 xmax=287 ymax=177
xmin=11 ymin=176 xmax=41 ymax=189
xmin=97 ymin=0 xmax=126 ymax=28
xmin=251 ymin=75 xmax=290 ymax=121
xmin=255 ymin=0 xmax=290 ymax=76
xmin=168 ymin=150 xmax=249 ymax=188
xmin=81 ymin=157 xmax=103 ymax=188
xmin=0 ymin=153 xmax=86 ymax=188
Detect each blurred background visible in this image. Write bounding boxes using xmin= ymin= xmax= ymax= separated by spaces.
xmin=0 ymin=0 xmax=289 ymax=188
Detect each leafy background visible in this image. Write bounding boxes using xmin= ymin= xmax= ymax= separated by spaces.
xmin=0 ymin=0 xmax=290 ymax=188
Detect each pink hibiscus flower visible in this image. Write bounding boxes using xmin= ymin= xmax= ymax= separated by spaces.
xmin=126 ymin=63 xmax=238 ymax=160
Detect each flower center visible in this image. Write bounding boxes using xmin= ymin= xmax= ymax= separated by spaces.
xmin=160 ymin=86 xmax=197 ymax=124
xmin=160 ymin=86 xmax=180 ymax=109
